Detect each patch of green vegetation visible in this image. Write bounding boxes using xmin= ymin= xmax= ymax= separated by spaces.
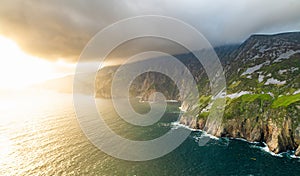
xmin=225 ymin=97 xmax=234 ymax=106
xmin=271 ymin=93 xmax=300 ymax=108
xmin=196 ymin=95 xmax=212 ymax=111
xmin=223 ymin=93 xmax=274 ymax=120
xmin=240 ymin=94 xmax=273 ymax=102
xmin=228 ymin=80 xmax=241 ymax=89
xmin=199 ymin=95 xmax=211 ymax=104
xmin=198 ymin=112 xmax=209 ymax=119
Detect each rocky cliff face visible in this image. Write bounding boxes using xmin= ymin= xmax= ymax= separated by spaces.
xmin=95 ymin=32 xmax=300 ymax=155
xmin=181 ymin=105 xmax=299 ymax=154
xmin=95 ymin=45 xmax=237 ymax=99
xmin=180 ymin=32 xmax=300 ymax=155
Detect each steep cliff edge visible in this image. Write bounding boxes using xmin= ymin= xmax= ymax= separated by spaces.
xmin=180 ymin=32 xmax=300 ymax=155
xmin=94 ymin=32 xmax=300 ymax=156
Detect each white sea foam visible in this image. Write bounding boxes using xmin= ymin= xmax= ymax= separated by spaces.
xmin=250 ymin=142 xmax=283 ymax=157
xmin=230 ymin=137 xmax=260 ymax=145
xmin=171 ymin=122 xmax=219 ymax=140
xmin=230 ymin=138 xmax=299 ymax=159
xmin=171 ymin=122 xmax=299 ymax=159
xmin=200 ymin=131 xmax=219 ymax=140
xmin=290 ymin=155 xmax=300 ymax=159
xmin=171 ymin=121 xmax=200 ymax=132
xmin=260 ymin=144 xmax=283 ymax=157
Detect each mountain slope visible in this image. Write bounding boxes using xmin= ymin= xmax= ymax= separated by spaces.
xmin=39 ymin=32 xmax=300 ymax=156
xmin=94 ymin=32 xmax=300 ymax=155
xmin=180 ymin=32 xmax=300 ymax=155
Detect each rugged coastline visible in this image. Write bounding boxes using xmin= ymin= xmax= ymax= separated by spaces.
xmin=94 ymin=32 xmax=300 ymax=156
xmin=41 ymin=32 xmax=300 ymax=157
xmin=179 ymin=109 xmax=300 ymax=156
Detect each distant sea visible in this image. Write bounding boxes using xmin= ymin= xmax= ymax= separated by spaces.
xmin=0 ymin=91 xmax=299 ymax=175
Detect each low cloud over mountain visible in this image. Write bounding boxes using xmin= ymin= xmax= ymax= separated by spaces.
xmin=1 ymin=0 xmax=300 ymax=61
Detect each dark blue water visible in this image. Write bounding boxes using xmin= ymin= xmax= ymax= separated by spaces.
xmin=1 ymin=93 xmax=299 ymax=175
xmin=90 ymin=97 xmax=300 ymax=176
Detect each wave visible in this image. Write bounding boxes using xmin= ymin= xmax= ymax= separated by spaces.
xmin=230 ymin=137 xmax=260 ymax=145
xmin=171 ymin=121 xmax=219 ymax=140
xmin=250 ymin=142 xmax=284 ymax=157
xmin=171 ymin=121 xmax=199 ymax=131
xmin=250 ymin=142 xmax=300 ymax=159
xmin=171 ymin=121 xmax=300 ymax=159
xmin=290 ymin=155 xmax=300 ymax=159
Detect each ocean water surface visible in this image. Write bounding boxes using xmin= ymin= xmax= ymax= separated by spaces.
xmin=0 ymin=91 xmax=299 ymax=175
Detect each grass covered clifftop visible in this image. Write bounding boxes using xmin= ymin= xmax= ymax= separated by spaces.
xmin=180 ymin=32 xmax=300 ymax=155
xmin=184 ymin=92 xmax=300 ymax=155
xmin=93 ymin=32 xmax=300 ymax=155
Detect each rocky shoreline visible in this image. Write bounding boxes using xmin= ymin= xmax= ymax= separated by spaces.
xmin=92 ymin=32 xmax=300 ymax=157
xmin=179 ymin=114 xmax=300 ymax=156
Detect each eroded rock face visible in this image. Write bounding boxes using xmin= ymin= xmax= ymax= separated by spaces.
xmin=94 ymin=32 xmax=300 ymax=155
xmin=180 ymin=115 xmax=299 ymax=155
xmin=180 ymin=115 xmax=198 ymax=129
xmin=295 ymin=146 xmax=300 ymax=156
xmin=197 ymin=118 xmax=205 ymax=129
xmin=249 ymin=121 xmax=263 ymax=142
xmin=264 ymin=119 xmax=280 ymax=153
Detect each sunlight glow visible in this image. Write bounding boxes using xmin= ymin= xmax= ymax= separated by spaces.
xmin=0 ymin=135 xmax=13 ymax=159
xmin=0 ymin=36 xmax=75 ymax=90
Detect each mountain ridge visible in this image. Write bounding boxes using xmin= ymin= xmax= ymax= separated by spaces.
xmin=37 ymin=31 xmax=300 ymax=156
xmin=180 ymin=31 xmax=300 ymax=156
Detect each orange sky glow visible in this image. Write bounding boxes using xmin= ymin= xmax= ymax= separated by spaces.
xmin=0 ymin=35 xmax=76 ymax=90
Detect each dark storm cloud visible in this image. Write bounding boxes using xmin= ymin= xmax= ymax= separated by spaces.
xmin=0 ymin=0 xmax=300 ymax=61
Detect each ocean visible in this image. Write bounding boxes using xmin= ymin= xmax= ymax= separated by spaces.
xmin=0 ymin=91 xmax=299 ymax=175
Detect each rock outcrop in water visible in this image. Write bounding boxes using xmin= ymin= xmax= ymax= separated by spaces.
xmin=93 ymin=32 xmax=300 ymax=156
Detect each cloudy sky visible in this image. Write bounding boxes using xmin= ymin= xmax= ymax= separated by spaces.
xmin=1 ymin=0 xmax=300 ymax=62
